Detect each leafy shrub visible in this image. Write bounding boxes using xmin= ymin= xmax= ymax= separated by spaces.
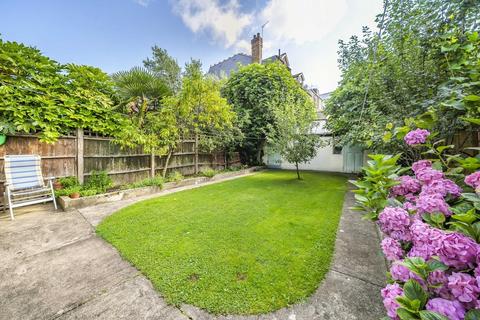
xmin=122 ymin=176 xmax=164 ymax=189
xmin=54 ymin=186 xmax=81 ymax=197
xmin=201 ymin=168 xmax=217 ymax=178
xmin=84 ymin=171 xmax=112 ymax=193
xmin=79 ymin=188 xmax=99 ymax=197
xmin=353 ymin=128 xmax=480 ymax=319
xmin=166 ymin=171 xmax=183 ymax=182
xmin=58 ymin=176 xmax=79 ymax=188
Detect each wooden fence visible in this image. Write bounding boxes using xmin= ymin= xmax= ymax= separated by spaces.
xmin=0 ymin=129 xmax=240 ymax=196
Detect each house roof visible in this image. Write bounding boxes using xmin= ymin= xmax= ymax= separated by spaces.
xmin=208 ymin=52 xmax=291 ymax=78
xmin=319 ymin=91 xmax=333 ymax=100
xmin=207 ymin=53 xmax=252 ymax=78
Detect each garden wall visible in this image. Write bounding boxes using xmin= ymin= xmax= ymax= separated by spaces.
xmin=0 ymin=130 xmax=240 ymax=205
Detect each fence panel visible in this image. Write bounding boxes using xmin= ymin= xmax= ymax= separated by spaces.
xmin=0 ymin=131 xmax=240 ymax=207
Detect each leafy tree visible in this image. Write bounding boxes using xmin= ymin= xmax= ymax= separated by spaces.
xmin=222 ymin=62 xmax=315 ymax=165
xmin=161 ymin=60 xmax=236 ymax=176
xmin=143 ymin=46 xmax=181 ymax=93
xmin=0 ymin=38 xmax=124 ymax=142
xmin=111 ymin=67 xmax=176 ymax=157
xmin=281 ymin=134 xmax=322 ymax=179
xmin=268 ymin=97 xmax=320 ymax=179
xmin=324 ymin=0 xmax=479 ymax=156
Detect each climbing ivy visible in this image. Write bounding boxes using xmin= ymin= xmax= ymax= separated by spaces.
xmin=0 ymin=38 xmax=125 ymax=142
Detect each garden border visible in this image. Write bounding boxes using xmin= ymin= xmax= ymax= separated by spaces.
xmin=58 ymin=166 xmax=264 ymax=210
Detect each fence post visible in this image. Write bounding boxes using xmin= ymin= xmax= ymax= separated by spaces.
xmin=76 ymin=128 xmax=84 ymax=184
xmin=194 ymin=134 xmax=199 ymax=174
xmin=150 ymin=152 xmax=155 ymax=177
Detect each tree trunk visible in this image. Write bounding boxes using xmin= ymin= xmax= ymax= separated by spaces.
xmin=162 ymin=149 xmax=173 ymax=178
xmin=295 ymin=162 xmax=301 ymax=180
xmin=255 ymin=139 xmax=265 ymax=165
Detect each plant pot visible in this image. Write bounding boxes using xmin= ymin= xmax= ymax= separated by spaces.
xmin=69 ymin=192 xmax=80 ymax=199
xmin=0 ymin=134 xmax=6 ymax=146
xmin=53 ymin=181 xmax=63 ymax=190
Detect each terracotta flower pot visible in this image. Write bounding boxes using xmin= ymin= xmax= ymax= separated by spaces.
xmin=69 ymin=192 xmax=80 ymax=199
xmin=53 ymin=181 xmax=63 ymax=190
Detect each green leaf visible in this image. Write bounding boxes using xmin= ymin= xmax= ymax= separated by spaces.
xmin=464 ymin=95 xmax=480 ymax=101
xmin=419 ymin=310 xmax=449 ymax=320
xmin=461 ymin=117 xmax=480 ymax=125
xmin=466 ymin=309 xmax=480 ymax=320
xmin=430 ymin=213 xmax=446 ymax=225
xmin=427 ymin=259 xmax=448 ymax=272
xmin=397 ymin=308 xmax=420 ymax=320
xmin=403 ymin=279 xmax=428 ymax=309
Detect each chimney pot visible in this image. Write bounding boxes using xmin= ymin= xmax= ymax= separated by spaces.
xmin=251 ymin=33 xmax=263 ymax=64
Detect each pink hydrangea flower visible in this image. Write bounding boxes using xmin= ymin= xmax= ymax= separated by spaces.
xmin=381 ymin=283 xmax=403 ymax=319
xmin=381 ymin=237 xmax=404 ymax=261
xmin=409 ymin=221 xmax=445 ymax=260
xmin=378 ymin=207 xmax=412 ymax=241
xmin=404 ymin=129 xmax=430 ymax=145
xmin=425 ymin=298 xmax=465 ymax=320
xmin=465 ymin=171 xmax=480 ymax=189
xmin=391 ymin=176 xmax=422 ymax=197
xmin=390 ymin=262 xmax=425 ymax=287
xmin=412 ymin=160 xmax=432 ymax=174
xmin=403 ymin=201 xmax=416 ymax=212
xmin=475 ymin=265 xmax=480 ymax=278
xmin=438 ymin=233 xmax=478 ymax=270
xmin=415 ymin=168 xmax=444 ymax=184
xmin=448 ymin=272 xmax=480 ymax=303
xmin=415 ymin=193 xmax=451 ymax=216
xmin=428 ymin=270 xmax=451 ymax=298
xmin=421 ymin=178 xmax=462 ymax=198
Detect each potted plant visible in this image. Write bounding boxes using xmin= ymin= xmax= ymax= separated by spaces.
xmin=67 ymin=186 xmax=81 ymax=199
xmin=0 ymin=122 xmax=15 ymax=146
xmin=53 ymin=180 xmax=63 ymax=190
xmin=69 ymin=190 xmax=81 ymax=199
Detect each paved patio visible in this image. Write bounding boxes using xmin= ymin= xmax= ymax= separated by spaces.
xmin=0 ymin=175 xmax=386 ymax=319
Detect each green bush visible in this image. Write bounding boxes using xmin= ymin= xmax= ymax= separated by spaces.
xmin=79 ymin=188 xmax=100 ymax=197
xmin=122 ymin=176 xmax=164 ymax=189
xmin=166 ymin=171 xmax=183 ymax=182
xmin=58 ymin=176 xmax=79 ymax=188
xmin=201 ymin=168 xmax=217 ymax=178
xmin=54 ymin=186 xmax=81 ymax=197
xmin=84 ymin=170 xmax=112 ymax=193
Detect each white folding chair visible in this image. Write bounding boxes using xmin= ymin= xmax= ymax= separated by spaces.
xmin=3 ymin=155 xmax=57 ymax=220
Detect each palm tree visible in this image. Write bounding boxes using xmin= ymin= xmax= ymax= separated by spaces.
xmin=111 ymin=67 xmax=170 ymax=128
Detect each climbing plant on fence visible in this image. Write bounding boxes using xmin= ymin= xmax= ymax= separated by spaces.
xmin=0 ymin=38 xmax=125 ymax=142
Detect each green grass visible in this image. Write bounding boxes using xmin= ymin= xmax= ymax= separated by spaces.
xmin=96 ymin=170 xmax=348 ymax=315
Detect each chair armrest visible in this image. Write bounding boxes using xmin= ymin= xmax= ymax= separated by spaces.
xmin=45 ymin=177 xmax=56 ymax=181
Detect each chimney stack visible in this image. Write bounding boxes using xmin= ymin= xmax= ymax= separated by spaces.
xmin=251 ymin=33 xmax=263 ymax=64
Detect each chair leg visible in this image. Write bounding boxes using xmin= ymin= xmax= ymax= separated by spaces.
xmin=49 ymin=180 xmax=58 ymax=210
xmin=6 ymin=187 xmax=14 ymax=220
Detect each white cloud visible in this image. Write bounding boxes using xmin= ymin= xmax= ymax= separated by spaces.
xmin=171 ymin=0 xmax=381 ymax=90
xmin=134 ymin=0 xmax=153 ymax=7
xmin=171 ymin=0 xmax=253 ymax=48
xmin=259 ymin=0 xmax=348 ymax=45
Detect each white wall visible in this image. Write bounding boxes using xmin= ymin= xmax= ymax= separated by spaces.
xmin=264 ymin=137 xmax=344 ymax=172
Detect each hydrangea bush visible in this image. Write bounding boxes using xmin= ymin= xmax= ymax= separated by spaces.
xmin=352 ymin=129 xmax=480 ymax=320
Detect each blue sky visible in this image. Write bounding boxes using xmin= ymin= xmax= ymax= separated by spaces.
xmin=0 ymin=0 xmax=383 ymax=93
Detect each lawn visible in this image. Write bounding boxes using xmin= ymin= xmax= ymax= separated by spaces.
xmin=96 ymin=170 xmax=348 ymax=314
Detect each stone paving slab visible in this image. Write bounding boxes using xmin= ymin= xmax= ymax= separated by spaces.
xmin=0 ymin=204 xmax=93 ymax=264
xmin=57 ymin=276 xmax=188 ymax=320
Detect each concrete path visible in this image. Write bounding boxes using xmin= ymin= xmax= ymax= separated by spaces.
xmin=0 ymin=175 xmax=386 ymax=320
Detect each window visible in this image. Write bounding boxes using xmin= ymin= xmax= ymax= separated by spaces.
xmin=333 ymin=145 xmax=342 ymax=154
